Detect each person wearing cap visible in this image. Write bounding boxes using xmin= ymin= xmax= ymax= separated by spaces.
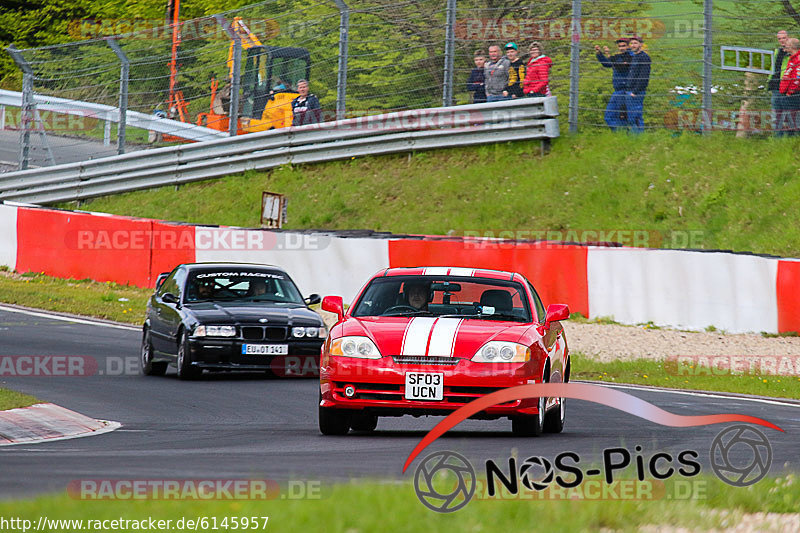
xmin=503 ymin=42 xmax=525 ymax=99
xmin=626 ymin=36 xmax=651 ymax=134
xmin=484 ymin=44 xmax=511 ymax=102
xmin=595 ymin=38 xmax=632 ymax=130
xmin=523 ymin=41 xmax=552 ymax=98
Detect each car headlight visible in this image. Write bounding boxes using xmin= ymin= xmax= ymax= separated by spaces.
xmin=329 ymin=336 xmax=381 ymax=359
xmin=292 ymin=326 xmax=327 ymax=338
xmin=471 ymin=341 xmax=530 ymax=363
xmin=194 ymin=325 xmax=236 ymax=337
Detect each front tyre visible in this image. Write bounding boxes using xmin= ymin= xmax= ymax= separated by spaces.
xmin=141 ymin=329 xmax=167 ymax=376
xmin=319 ymin=405 xmax=351 ymax=435
xmin=350 ymin=413 xmax=378 ymax=432
xmin=511 ymin=393 xmax=545 ymax=437
xmin=176 ymin=330 xmax=202 ymax=380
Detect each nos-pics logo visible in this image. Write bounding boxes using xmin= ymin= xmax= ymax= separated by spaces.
xmin=412 ymin=425 xmax=773 ymax=513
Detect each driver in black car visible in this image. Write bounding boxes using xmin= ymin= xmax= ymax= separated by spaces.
xmin=197 ymin=282 xmax=214 ymax=300
xmin=405 ymin=281 xmax=431 ymax=311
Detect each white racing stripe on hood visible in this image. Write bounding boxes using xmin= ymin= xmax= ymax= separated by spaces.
xmin=401 ymin=317 xmax=438 ymax=355
xmin=423 ymin=267 xmax=449 ymax=276
xmin=426 ymin=318 xmax=464 ymax=357
xmin=447 ymin=268 xmax=474 ymax=277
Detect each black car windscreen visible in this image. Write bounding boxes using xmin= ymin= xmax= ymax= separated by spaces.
xmin=185 ymin=270 xmax=304 ymax=304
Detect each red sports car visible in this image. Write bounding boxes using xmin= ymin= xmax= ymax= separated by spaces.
xmin=319 ymin=267 xmax=570 ymax=436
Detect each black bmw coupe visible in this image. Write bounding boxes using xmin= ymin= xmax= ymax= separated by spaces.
xmin=141 ymin=263 xmax=325 ymax=379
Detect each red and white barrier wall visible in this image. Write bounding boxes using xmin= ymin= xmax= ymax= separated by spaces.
xmin=1 ymin=203 xmax=798 ymax=335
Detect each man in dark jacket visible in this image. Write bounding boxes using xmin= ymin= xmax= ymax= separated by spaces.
xmin=595 ymin=39 xmax=631 ymax=130
xmin=291 ymin=80 xmax=322 ymax=126
xmin=466 ymin=50 xmax=487 ymax=103
xmin=769 ymin=30 xmax=790 ymax=136
xmin=626 ymin=36 xmax=651 ymax=134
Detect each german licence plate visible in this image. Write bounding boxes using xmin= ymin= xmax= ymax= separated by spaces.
xmin=241 ymin=344 xmax=288 ymax=355
xmin=404 ymin=372 xmax=444 ymax=401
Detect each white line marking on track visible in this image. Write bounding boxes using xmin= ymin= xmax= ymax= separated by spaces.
xmin=580 ymin=381 xmax=800 ymax=408
xmin=0 ymin=305 xmax=139 ymax=331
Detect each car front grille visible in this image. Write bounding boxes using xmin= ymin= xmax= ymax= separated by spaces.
xmin=240 ymin=326 xmax=287 ymax=341
xmin=392 ymin=356 xmax=459 ymax=366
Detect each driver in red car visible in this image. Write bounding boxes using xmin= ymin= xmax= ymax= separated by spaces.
xmin=404 ymin=281 xmax=430 ymax=311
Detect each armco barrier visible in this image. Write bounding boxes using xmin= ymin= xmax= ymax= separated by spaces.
xmin=0 ymin=98 xmax=559 ymax=205
xmin=1 ymin=203 xmax=800 ymax=334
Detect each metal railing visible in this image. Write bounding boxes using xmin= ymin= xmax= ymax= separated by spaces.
xmin=0 ymin=97 xmax=559 ymax=205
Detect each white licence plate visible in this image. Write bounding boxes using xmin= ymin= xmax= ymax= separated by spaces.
xmin=404 ymin=372 xmax=444 ymax=401
xmin=241 ymin=344 xmax=288 ymax=355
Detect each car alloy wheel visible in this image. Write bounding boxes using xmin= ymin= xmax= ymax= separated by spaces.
xmin=176 ymin=331 xmax=201 ymax=380
xmin=140 ymin=330 xmax=167 ymax=376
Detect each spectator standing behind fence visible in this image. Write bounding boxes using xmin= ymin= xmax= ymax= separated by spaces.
xmin=769 ymin=30 xmax=790 ymax=136
xmin=484 ymin=45 xmax=510 ymax=102
xmin=291 ymin=80 xmax=322 ymax=126
xmin=779 ymin=38 xmax=800 ymax=136
xmin=503 ymin=42 xmax=525 ymax=99
xmin=466 ymin=50 xmax=487 ymax=103
xmin=595 ymin=39 xmax=631 ymax=130
xmin=626 ymin=37 xmax=651 ymax=134
xmin=523 ymin=42 xmax=552 ymax=97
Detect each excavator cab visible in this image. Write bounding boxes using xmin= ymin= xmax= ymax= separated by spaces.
xmin=241 ymin=46 xmax=311 ymax=131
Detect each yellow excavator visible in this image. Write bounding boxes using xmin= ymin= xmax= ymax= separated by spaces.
xmin=197 ymin=17 xmax=312 ymax=133
xmin=163 ymin=0 xmax=311 ymax=137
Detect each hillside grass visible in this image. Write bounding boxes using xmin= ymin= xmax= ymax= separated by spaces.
xmin=69 ymin=131 xmax=800 ymax=258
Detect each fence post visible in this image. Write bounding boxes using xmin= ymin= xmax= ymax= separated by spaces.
xmin=442 ymin=0 xmax=457 ymax=106
xmin=334 ymin=0 xmax=350 ymax=120
xmin=6 ymin=45 xmax=33 ymax=170
xmin=107 ymin=38 xmax=129 ymax=154
xmin=214 ymin=15 xmax=241 ymax=137
xmin=702 ymin=0 xmax=713 ymax=133
xmin=568 ymin=0 xmax=582 ymax=133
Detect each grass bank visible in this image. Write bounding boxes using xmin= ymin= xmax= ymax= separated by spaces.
xmin=0 ymin=269 xmax=148 ymax=325
xmin=0 ymin=389 xmax=39 ymax=410
xmin=2 ymin=474 xmax=799 ymax=531
xmin=68 ymin=131 xmax=800 ymax=257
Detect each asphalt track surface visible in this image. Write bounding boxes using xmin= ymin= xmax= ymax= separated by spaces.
xmin=0 ymin=307 xmax=799 ymax=499
xmin=0 ymin=129 xmax=145 ymax=170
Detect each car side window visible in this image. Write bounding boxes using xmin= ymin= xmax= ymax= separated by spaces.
xmin=158 ymin=268 xmax=182 ymax=298
xmin=527 ymin=281 xmax=546 ymax=323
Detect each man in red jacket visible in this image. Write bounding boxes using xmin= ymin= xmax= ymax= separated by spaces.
xmin=779 ymin=38 xmax=800 ymax=135
xmin=523 ymin=42 xmax=552 ymax=97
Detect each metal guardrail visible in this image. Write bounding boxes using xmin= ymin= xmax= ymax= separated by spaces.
xmin=0 ymin=89 xmax=227 ymax=144
xmin=0 ymin=97 xmax=559 ymax=205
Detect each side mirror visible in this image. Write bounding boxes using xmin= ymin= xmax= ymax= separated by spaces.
xmin=305 ymin=293 xmax=322 ymax=306
xmin=321 ymin=295 xmax=344 ymax=321
xmin=162 ymin=292 xmax=179 ymax=305
xmin=545 ymin=303 xmax=570 ymax=326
